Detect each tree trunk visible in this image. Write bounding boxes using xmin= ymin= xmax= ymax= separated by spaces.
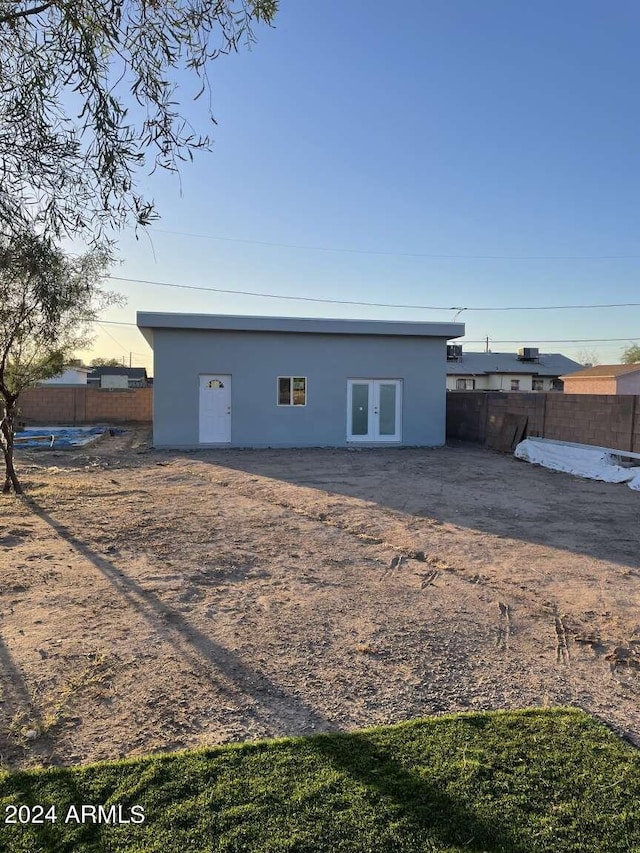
xmin=0 ymin=397 xmax=22 ymax=495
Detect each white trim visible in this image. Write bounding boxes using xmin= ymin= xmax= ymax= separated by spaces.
xmin=198 ymin=374 xmax=232 ymax=443
xmin=137 ymin=311 xmax=464 ymax=339
xmin=346 ymin=379 xmax=402 ymax=442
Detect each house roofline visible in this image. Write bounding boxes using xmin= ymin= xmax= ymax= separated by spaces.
xmin=136 ymin=311 xmax=465 ymax=340
xmin=560 ymin=364 xmax=640 ymax=380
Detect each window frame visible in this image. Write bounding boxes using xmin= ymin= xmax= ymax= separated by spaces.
xmin=510 ymin=379 xmax=520 ymax=391
xmin=532 ymin=378 xmax=544 ymax=392
xmin=277 ymin=375 xmax=307 ymax=407
xmin=455 ymin=378 xmax=476 ymax=390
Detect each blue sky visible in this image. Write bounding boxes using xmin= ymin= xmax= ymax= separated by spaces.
xmin=87 ymin=0 xmax=640 ymax=371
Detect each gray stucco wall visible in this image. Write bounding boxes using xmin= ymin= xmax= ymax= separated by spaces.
xmin=151 ymin=329 xmax=450 ymax=448
xmin=617 ymin=372 xmax=640 ymax=395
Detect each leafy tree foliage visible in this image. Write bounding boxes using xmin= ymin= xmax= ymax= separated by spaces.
xmin=0 ymin=2 xmax=276 ymax=492
xmin=621 ymin=344 xmax=640 ymax=364
xmin=0 ymin=0 xmax=277 ymax=247
xmin=90 ymin=357 xmax=123 ymax=367
xmin=0 ymin=234 xmax=119 ymax=493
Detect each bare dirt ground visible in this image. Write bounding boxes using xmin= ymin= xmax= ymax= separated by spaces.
xmin=2 ymin=426 xmax=640 ymax=769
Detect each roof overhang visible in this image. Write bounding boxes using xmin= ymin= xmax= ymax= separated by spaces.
xmin=559 ymin=373 xmax=614 ymax=380
xmin=137 ymin=312 xmax=465 ymax=348
xmin=560 ymin=365 xmax=640 ymax=380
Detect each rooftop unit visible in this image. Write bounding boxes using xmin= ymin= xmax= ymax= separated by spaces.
xmin=447 ymin=344 xmax=463 ymax=361
xmin=517 ymin=347 xmax=539 ymax=361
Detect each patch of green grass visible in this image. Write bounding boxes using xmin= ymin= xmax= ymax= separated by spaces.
xmin=1 ymin=708 xmax=639 ymax=852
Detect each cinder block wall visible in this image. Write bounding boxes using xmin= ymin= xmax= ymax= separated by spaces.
xmin=446 ymin=392 xmax=489 ymax=442
xmin=447 ymin=391 xmax=640 ymax=452
xmin=18 ymin=387 xmax=153 ymax=424
xmin=544 ymin=394 xmax=636 ymax=449
xmin=634 ymin=409 xmax=640 ymax=453
xmin=85 ymin=389 xmax=153 ymax=422
xmin=483 ymin=393 xmax=545 ymax=448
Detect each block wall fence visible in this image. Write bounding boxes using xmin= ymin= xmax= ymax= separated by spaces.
xmin=17 ymin=387 xmax=640 ymax=452
xmin=446 ymin=391 xmax=640 ymax=453
xmin=17 ymin=387 xmax=153 ymax=425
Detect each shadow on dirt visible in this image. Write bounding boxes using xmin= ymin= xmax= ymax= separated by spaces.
xmin=0 ymin=635 xmax=62 ymax=766
xmin=186 ymin=443 xmax=640 ymax=570
xmin=25 ymin=497 xmax=329 ymax=738
xmin=8 ymin=497 xmax=531 ymax=851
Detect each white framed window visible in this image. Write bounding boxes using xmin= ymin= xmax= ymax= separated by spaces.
xmin=532 ymin=378 xmax=544 ymax=391
xmin=277 ymin=376 xmax=307 ymax=406
xmin=456 ymin=378 xmax=476 ymax=390
xmin=510 ymin=379 xmax=520 ymax=391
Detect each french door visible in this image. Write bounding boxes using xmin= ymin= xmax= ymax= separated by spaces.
xmin=347 ymin=379 xmax=402 ymax=442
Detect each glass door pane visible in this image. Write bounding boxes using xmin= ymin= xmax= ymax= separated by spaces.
xmin=378 ymin=383 xmax=397 ymax=436
xmin=351 ymin=383 xmax=369 ymax=436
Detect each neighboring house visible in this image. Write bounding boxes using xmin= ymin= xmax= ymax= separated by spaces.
xmin=560 ymin=364 xmax=640 ymax=395
xmin=87 ymin=366 xmax=149 ymax=389
xmin=39 ymin=366 xmax=89 ymax=385
xmin=445 ymin=347 xmax=582 ymax=392
xmin=136 ymin=312 xmax=465 ymax=448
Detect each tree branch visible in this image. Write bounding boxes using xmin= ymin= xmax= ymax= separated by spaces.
xmin=0 ymin=1 xmax=56 ymax=25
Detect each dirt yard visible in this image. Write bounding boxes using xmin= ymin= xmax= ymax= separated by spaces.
xmin=2 ymin=427 xmax=640 ymax=769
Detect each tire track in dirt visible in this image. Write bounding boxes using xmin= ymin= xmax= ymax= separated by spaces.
xmin=180 ymin=463 xmax=581 ymax=623
xmin=178 ymin=464 xmax=543 ymax=631
xmin=187 ymin=464 xmax=459 ymax=575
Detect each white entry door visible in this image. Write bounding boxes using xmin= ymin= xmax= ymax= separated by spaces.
xmin=347 ymin=379 xmax=402 ymax=442
xmin=199 ymin=374 xmax=231 ymax=443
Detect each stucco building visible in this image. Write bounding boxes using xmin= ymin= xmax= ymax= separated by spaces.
xmin=446 ymin=348 xmax=581 ymax=392
xmin=39 ymin=366 xmax=89 ymax=386
xmin=137 ymin=312 xmax=464 ymax=449
xmin=560 ymin=364 xmax=640 ymax=395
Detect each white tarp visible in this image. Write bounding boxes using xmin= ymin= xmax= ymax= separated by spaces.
xmin=514 ymin=438 xmax=640 ymax=491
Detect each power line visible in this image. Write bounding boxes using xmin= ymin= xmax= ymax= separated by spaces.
xmin=463 ymin=337 xmax=640 ymax=343
xmin=108 ymin=274 xmax=466 ymax=309
xmin=152 ymin=228 xmax=640 ymax=261
xmin=108 ymin=275 xmax=640 ymax=312
xmin=92 ymin=322 xmax=149 ymax=367
xmin=92 ymin=319 xmax=140 ymax=327
xmin=96 ymin=322 xmax=129 ymax=354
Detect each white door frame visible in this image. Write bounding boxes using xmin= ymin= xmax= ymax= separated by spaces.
xmin=346 ymin=379 xmax=402 ymax=442
xmin=199 ymin=374 xmax=232 ymax=444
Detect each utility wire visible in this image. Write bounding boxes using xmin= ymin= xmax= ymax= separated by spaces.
xmin=92 ymin=319 xmax=138 ymax=327
xmin=457 ymin=337 xmax=640 ymax=343
xmin=151 ymin=228 xmax=640 ymax=261
xmin=96 ymin=322 xmax=130 ymax=354
xmin=107 ymin=275 xmax=640 ymax=313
